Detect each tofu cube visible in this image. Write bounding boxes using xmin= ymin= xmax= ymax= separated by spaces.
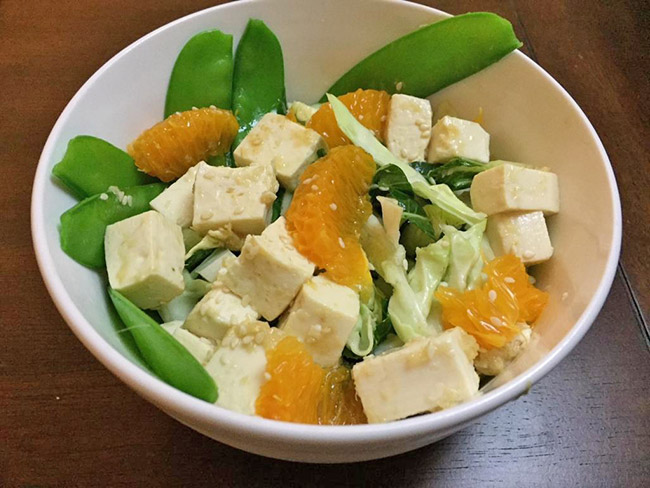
xmin=222 ymin=217 xmax=315 ymax=320
xmin=233 ymin=113 xmax=326 ymax=191
xmin=487 ymin=211 xmax=554 ymax=265
xmin=205 ymin=321 xmax=270 ymax=415
xmin=192 ymin=163 xmax=278 ymax=236
xmin=150 ymin=162 xmax=204 ymax=228
xmin=184 ymin=282 xmax=259 ymax=342
xmin=385 ymin=94 xmax=432 ymax=162
xmin=105 ymin=210 xmax=184 ymax=309
xmin=280 ymin=275 xmax=360 ymax=367
xmin=427 ymin=115 xmax=490 ymax=163
xmin=173 ymin=327 xmax=216 ymax=366
xmin=470 ymin=163 xmax=560 ymax=216
xmin=352 ymin=328 xmax=479 ymax=423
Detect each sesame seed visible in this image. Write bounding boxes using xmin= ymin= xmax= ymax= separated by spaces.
xmin=561 ymin=292 xmax=569 ymax=301
xmin=488 ymin=290 xmax=497 ymax=302
xmin=99 ymin=193 xmax=108 ymax=201
xmin=490 ymin=316 xmax=502 ymax=327
xmin=201 ymin=210 xmax=213 ymax=220
xmin=439 ymin=281 xmax=448 ymax=288
xmin=338 ymin=237 xmax=346 ymax=248
xmin=523 ymin=250 xmax=535 ymax=259
xmin=303 ymin=177 xmax=313 ymax=185
xmin=358 ymin=114 xmax=364 ymax=120
xmin=329 ymin=203 xmax=337 ymax=211
xmin=529 ymin=275 xmax=536 ymax=284
xmin=311 ymin=184 xmax=319 ymax=191
xmin=264 ymin=372 xmax=272 ymax=381
xmin=504 ymin=277 xmax=515 ymax=284
xmin=396 ymin=81 xmax=404 ymax=91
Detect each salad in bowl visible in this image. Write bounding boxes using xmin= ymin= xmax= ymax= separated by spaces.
xmin=50 ymin=12 xmax=561 ymax=426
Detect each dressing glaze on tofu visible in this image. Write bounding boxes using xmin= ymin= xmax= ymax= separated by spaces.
xmin=105 ymin=210 xmax=185 ymax=309
xmin=192 ymin=163 xmax=278 ymax=236
xmin=427 ymin=115 xmax=490 ymax=163
xmin=352 ymin=328 xmax=480 ymax=423
xmin=470 ymin=163 xmax=559 ymax=216
xmin=184 ymin=281 xmax=260 ymax=342
xmin=234 ymin=113 xmax=326 ymax=191
xmin=384 ymin=94 xmax=432 ymax=163
xmin=222 ymin=217 xmax=315 ymax=320
xmin=487 ymin=211 xmax=553 ymax=265
xmin=150 ymin=161 xmax=204 ymax=228
xmin=280 ymin=275 xmax=360 ymax=367
xmin=205 ymin=321 xmax=270 ymax=415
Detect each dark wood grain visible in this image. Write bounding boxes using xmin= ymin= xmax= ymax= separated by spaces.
xmin=1 ymin=0 xmax=648 ymax=486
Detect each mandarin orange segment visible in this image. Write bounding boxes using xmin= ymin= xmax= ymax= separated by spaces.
xmin=256 ymin=337 xmax=367 ymax=425
xmin=318 ymin=366 xmax=367 ymax=425
xmin=307 ymin=89 xmax=390 ymax=148
xmin=285 ymin=145 xmax=375 ymax=298
xmin=435 ymin=254 xmax=549 ymax=350
xmin=127 ymin=107 xmax=238 ymax=182
xmin=256 ymin=336 xmax=325 ymax=424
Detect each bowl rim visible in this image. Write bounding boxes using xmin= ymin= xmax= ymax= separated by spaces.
xmin=31 ymin=0 xmax=622 ymax=445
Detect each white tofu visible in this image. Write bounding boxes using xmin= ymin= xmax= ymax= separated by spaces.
xmin=222 ymin=217 xmax=315 ymax=320
xmin=427 ymin=115 xmax=490 ymax=163
xmin=280 ymin=276 xmax=360 ymax=367
xmin=183 ymin=282 xmax=259 ymax=342
xmin=173 ymin=327 xmax=216 ymax=366
xmin=205 ymin=321 xmax=270 ymax=415
xmin=352 ymin=328 xmax=479 ymax=423
xmin=233 ymin=113 xmax=326 ymax=191
xmin=470 ymin=163 xmax=560 ymax=216
xmin=475 ymin=325 xmax=531 ymax=376
xmin=192 ymin=163 xmax=278 ymax=236
xmin=385 ymin=94 xmax=432 ymax=162
xmin=105 ymin=210 xmax=184 ymax=309
xmin=487 ymin=211 xmax=554 ymax=265
xmin=150 ymin=162 xmax=204 ymax=228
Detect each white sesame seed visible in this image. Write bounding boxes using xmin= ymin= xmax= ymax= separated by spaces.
xmin=201 ymin=210 xmax=213 ymax=220
xmin=488 ymin=290 xmax=497 ymax=302
xmin=99 ymin=193 xmax=108 ymax=201
xmin=396 ymin=81 xmax=404 ymax=91
xmin=439 ymin=281 xmax=448 ymax=288
xmin=358 ymin=114 xmax=364 ymax=120
xmin=329 ymin=203 xmax=337 ymax=211
xmin=504 ymin=277 xmax=515 ymax=284
xmin=529 ymin=275 xmax=536 ymax=284
xmin=490 ymin=316 xmax=502 ymax=327
xmin=311 ymin=184 xmax=319 ymax=191
xmin=561 ymin=292 xmax=569 ymax=301
xmin=264 ymin=372 xmax=272 ymax=381
xmin=523 ymin=250 xmax=535 ymax=259
xmin=338 ymin=237 xmax=346 ymax=248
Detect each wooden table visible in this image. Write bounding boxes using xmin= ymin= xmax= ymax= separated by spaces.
xmin=2 ymin=0 xmax=648 ymax=485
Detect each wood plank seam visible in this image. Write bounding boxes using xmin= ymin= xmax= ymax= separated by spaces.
xmin=619 ymin=264 xmax=650 ymax=351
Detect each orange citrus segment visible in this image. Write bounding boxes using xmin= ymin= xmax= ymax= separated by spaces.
xmin=256 ymin=336 xmax=367 ymax=425
xmin=435 ymin=254 xmax=549 ymax=350
xmin=256 ymin=336 xmax=325 ymax=424
xmin=127 ymin=107 xmax=238 ymax=182
xmin=307 ymin=89 xmax=390 ymax=148
xmin=285 ymin=145 xmax=375 ymax=298
xmin=318 ymin=366 xmax=367 ymax=425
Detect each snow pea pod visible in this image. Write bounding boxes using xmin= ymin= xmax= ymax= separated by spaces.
xmin=231 ymin=19 xmax=286 ymax=147
xmin=323 ymin=12 xmax=522 ymax=100
xmin=109 ymin=289 xmax=218 ymax=403
xmin=52 ymin=136 xmax=155 ymax=199
xmin=165 ymin=30 xmax=234 ymax=117
xmin=59 ymin=183 xmax=166 ymax=268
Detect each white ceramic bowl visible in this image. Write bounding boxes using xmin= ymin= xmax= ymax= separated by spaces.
xmin=31 ymin=0 xmax=621 ymax=463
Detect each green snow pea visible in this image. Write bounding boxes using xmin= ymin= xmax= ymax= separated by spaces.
xmin=323 ymin=12 xmax=522 ymax=100
xmin=165 ymin=30 xmax=234 ymax=117
xmin=52 ymin=136 xmax=155 ymax=199
xmin=231 ymin=19 xmax=286 ymax=147
xmin=59 ymin=183 xmax=166 ymax=268
xmin=109 ymin=289 xmax=218 ymax=402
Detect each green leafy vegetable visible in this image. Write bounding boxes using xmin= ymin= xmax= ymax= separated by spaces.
xmin=232 ymin=19 xmax=286 ymax=147
xmin=185 ymin=248 xmax=214 ymax=272
xmin=52 ymin=136 xmax=155 ymax=199
xmin=158 ymin=271 xmax=211 ymax=323
xmin=412 ymin=158 xmax=499 ymax=191
xmin=413 ymin=181 xmax=485 ymax=227
xmin=59 ymin=183 xmax=166 ymax=268
xmin=345 ymin=286 xmax=390 ymax=358
xmin=441 ymin=221 xmax=486 ymax=291
xmin=323 ymin=12 xmax=522 ymax=99
xmin=400 ymin=223 xmax=435 ymax=256
xmin=109 ymin=289 xmax=217 ymax=402
xmin=165 ymin=30 xmax=234 ymax=117
xmin=271 ymin=186 xmax=286 ymax=222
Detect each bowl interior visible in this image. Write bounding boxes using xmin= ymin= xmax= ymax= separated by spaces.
xmin=32 ymin=0 xmax=620 ymax=462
